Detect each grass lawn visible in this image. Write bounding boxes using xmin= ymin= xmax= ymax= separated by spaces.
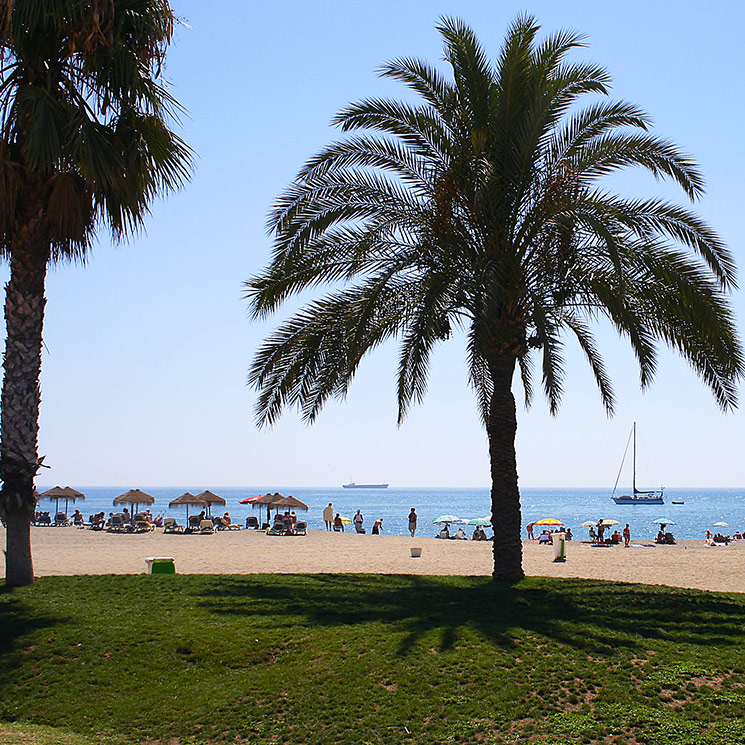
xmin=2 ymin=574 xmax=745 ymax=744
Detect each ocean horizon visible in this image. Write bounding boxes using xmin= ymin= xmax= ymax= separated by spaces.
xmin=34 ymin=486 xmax=745 ymax=541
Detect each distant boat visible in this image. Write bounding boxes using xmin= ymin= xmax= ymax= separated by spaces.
xmin=611 ymin=423 xmax=664 ymax=505
xmin=342 ymin=482 xmax=389 ymax=489
xmin=671 ymin=500 xmax=685 ymax=505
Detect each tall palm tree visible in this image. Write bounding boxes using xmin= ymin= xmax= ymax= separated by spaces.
xmin=247 ymin=16 xmax=742 ymax=581
xmin=0 ymin=0 xmax=192 ymax=586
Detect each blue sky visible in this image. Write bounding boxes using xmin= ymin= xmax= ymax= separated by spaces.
xmin=17 ymin=0 xmax=745 ymax=488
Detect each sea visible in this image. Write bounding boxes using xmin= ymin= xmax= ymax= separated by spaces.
xmin=35 ymin=486 xmax=745 ymax=540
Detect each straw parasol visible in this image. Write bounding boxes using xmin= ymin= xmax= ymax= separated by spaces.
xmin=274 ymin=495 xmax=309 ymax=512
xmin=252 ymin=492 xmax=286 ymax=523
xmin=168 ymin=492 xmax=207 ymax=523
xmin=39 ymin=486 xmax=86 ymax=515
xmin=194 ymin=490 xmax=226 ymax=517
xmin=114 ymin=489 xmax=155 ymax=515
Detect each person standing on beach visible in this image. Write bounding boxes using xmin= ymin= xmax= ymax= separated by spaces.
xmin=526 ymin=522 xmax=534 ymax=539
xmin=408 ymin=508 xmax=417 ymax=537
xmin=623 ymin=524 xmax=631 ymax=548
xmin=353 ymin=509 xmax=365 ymax=533
xmin=323 ymin=502 xmax=334 ymax=531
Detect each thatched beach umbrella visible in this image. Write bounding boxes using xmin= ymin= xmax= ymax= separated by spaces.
xmin=194 ymin=490 xmax=226 ymax=517
xmin=274 ymin=495 xmax=309 ymax=512
xmin=39 ymin=486 xmax=85 ymax=515
xmin=168 ymin=492 xmax=207 ymax=523
xmin=252 ymin=492 xmax=286 ymax=524
xmin=114 ymin=489 xmax=155 ymax=516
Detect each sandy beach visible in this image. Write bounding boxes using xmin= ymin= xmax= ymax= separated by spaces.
xmin=4 ymin=525 xmax=743 ymax=594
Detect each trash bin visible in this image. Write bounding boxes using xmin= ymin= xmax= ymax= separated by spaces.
xmin=410 ymin=547 xmax=422 ymax=558
xmin=145 ymin=556 xmax=176 ymax=574
xmin=552 ymin=533 xmax=566 ymax=563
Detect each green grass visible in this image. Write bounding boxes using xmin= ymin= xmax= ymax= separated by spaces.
xmin=2 ymin=574 xmax=745 ymax=744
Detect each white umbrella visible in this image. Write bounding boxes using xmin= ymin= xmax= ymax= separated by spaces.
xmin=713 ymin=522 xmax=730 ymax=527
xmin=581 ymin=521 xmax=597 ymax=528
xmin=652 ymin=518 xmax=675 ymax=525
xmin=432 ymin=514 xmax=462 ymax=524
xmin=467 ymin=517 xmax=491 ymax=526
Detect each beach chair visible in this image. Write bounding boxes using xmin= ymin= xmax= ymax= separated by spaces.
xmin=199 ymin=519 xmax=215 ymax=534
xmin=163 ymin=518 xmax=183 ymax=534
xmin=292 ymin=520 xmax=307 ymax=536
xmin=107 ymin=514 xmax=128 ymax=533
xmin=54 ymin=512 xmax=70 ymax=527
xmin=266 ymin=518 xmax=287 ymax=536
xmin=245 ymin=516 xmax=260 ymax=530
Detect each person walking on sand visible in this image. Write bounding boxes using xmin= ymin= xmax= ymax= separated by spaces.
xmin=323 ymin=502 xmax=334 ymax=531
xmin=408 ymin=508 xmax=417 ymax=537
xmin=526 ymin=522 xmax=534 ymax=539
xmin=623 ymin=523 xmax=631 ymax=548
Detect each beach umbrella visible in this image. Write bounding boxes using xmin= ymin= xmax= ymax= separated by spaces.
xmin=114 ymin=489 xmax=154 ymax=516
xmin=467 ymin=517 xmax=491 ymax=526
xmin=580 ymin=521 xmax=597 ymax=528
xmin=274 ymin=495 xmax=309 ymax=512
xmin=713 ymin=522 xmax=730 ymax=527
xmin=39 ymin=486 xmax=85 ymax=515
xmin=598 ymin=519 xmax=620 ymax=526
xmin=432 ymin=514 xmax=462 ymax=524
xmin=533 ymin=518 xmax=564 ymax=526
xmin=338 ymin=516 xmax=351 ymax=524
xmin=252 ymin=492 xmax=286 ymax=523
xmin=168 ymin=492 xmax=207 ymax=523
xmin=652 ymin=518 xmax=675 ymax=525
xmin=194 ymin=490 xmax=226 ymax=517
xmin=238 ymin=495 xmax=262 ymax=505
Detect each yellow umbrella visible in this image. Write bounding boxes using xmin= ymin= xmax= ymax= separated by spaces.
xmin=533 ymin=518 xmax=564 ymax=526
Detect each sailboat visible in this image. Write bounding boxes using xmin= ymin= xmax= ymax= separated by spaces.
xmin=611 ymin=423 xmax=664 ymax=505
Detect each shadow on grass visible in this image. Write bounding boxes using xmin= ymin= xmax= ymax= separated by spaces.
xmin=197 ymin=575 xmax=745 ymax=656
xmin=0 ymin=585 xmax=66 ymax=678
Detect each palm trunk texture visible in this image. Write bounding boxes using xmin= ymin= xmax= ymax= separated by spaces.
xmin=487 ymin=354 xmax=524 ymax=581
xmin=1 ymin=226 xmax=49 ymax=587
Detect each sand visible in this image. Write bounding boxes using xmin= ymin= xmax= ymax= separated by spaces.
xmin=5 ymin=526 xmax=745 ymax=593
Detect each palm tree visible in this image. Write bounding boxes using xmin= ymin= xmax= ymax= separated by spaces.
xmin=246 ymin=16 xmax=742 ymax=581
xmin=0 ymin=0 xmax=192 ymax=586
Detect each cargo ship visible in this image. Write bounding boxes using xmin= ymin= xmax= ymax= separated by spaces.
xmin=342 ymin=482 xmax=389 ymax=489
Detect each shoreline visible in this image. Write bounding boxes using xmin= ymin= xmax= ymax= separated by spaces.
xmin=5 ymin=526 xmax=745 ymax=594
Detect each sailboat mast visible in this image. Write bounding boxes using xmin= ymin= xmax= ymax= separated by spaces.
xmin=632 ymin=422 xmax=637 ymax=494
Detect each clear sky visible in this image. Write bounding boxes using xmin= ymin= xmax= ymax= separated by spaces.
xmin=14 ymin=0 xmax=745 ymax=488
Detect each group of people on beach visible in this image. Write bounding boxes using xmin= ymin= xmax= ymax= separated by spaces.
xmin=322 ymin=503 xmax=419 ymax=536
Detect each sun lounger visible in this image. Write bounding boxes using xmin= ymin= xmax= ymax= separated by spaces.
xmin=291 ymin=521 xmax=307 ymax=536
xmin=199 ymin=519 xmax=215 ymax=534
xmin=163 ymin=518 xmax=184 ymax=534
xmin=107 ymin=514 xmax=129 ymax=533
xmin=54 ymin=512 xmax=70 ymax=527
xmin=245 ymin=516 xmax=260 ymax=530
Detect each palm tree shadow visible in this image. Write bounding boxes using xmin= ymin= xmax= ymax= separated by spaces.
xmin=197 ymin=575 xmax=745 ymax=656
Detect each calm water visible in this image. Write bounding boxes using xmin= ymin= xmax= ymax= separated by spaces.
xmin=36 ymin=485 xmax=745 ymax=540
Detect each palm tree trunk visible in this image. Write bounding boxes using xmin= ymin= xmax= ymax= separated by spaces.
xmin=1 ymin=231 xmax=49 ymax=587
xmin=487 ymin=353 xmax=524 ymax=581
